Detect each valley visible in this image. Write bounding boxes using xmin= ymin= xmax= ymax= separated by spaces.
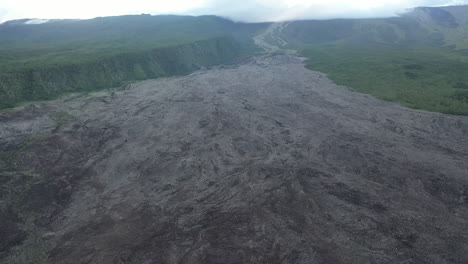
xmin=1 ymin=5 xmax=468 ymax=264
xmin=1 ymin=44 xmax=468 ymax=264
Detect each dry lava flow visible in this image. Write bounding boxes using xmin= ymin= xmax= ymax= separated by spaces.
xmin=1 ymin=53 xmax=468 ymax=263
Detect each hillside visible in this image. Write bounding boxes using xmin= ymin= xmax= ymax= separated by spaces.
xmin=281 ymin=6 xmax=468 ymax=49
xmin=0 ymin=15 xmax=267 ymax=109
xmin=0 ymin=15 xmax=266 ymax=68
xmin=279 ymin=6 xmax=468 ymax=115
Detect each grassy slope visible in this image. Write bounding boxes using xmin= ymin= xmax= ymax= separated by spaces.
xmin=0 ymin=15 xmax=266 ymax=109
xmin=303 ymin=45 xmax=468 ymax=115
xmin=283 ymin=6 xmax=468 ymax=115
xmin=0 ymin=15 xmax=263 ymax=71
xmin=1 ymin=37 xmax=245 ymax=106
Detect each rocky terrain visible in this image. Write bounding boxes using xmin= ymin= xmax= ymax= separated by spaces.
xmin=1 ymin=24 xmax=468 ymax=263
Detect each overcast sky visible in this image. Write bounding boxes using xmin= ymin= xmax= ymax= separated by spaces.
xmin=0 ymin=0 xmax=467 ymax=23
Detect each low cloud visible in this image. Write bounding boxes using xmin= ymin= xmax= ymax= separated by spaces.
xmin=187 ymin=0 xmax=468 ymax=22
xmin=0 ymin=8 xmax=7 ymax=22
xmin=1 ymin=0 xmax=468 ymax=23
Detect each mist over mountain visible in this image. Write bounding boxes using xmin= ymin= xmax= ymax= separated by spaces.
xmin=189 ymin=0 xmax=468 ymax=22
xmin=2 ymin=0 xmax=468 ymax=23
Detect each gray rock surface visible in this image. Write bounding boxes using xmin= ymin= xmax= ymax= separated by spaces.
xmin=1 ymin=54 xmax=468 ymax=263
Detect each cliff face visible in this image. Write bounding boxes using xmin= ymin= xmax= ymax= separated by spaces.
xmin=0 ymin=37 xmax=243 ymax=108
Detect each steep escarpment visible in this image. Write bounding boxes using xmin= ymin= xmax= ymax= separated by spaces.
xmin=0 ymin=36 xmax=244 ymax=109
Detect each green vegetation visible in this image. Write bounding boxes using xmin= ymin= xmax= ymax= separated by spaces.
xmin=0 ymin=15 xmax=266 ymax=109
xmin=3 ymin=6 xmax=468 ymax=115
xmin=0 ymin=37 xmax=249 ymax=109
xmin=0 ymin=15 xmax=263 ymax=71
xmin=303 ymin=45 xmax=468 ymax=115
xmin=281 ymin=6 xmax=468 ymax=115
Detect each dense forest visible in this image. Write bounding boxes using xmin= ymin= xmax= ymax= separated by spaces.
xmin=280 ymin=6 xmax=468 ymax=114
xmin=0 ymin=15 xmax=265 ymax=109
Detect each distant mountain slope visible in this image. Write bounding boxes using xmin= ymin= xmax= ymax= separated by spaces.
xmin=281 ymin=5 xmax=468 ymax=49
xmin=0 ymin=15 xmax=265 ymax=69
xmin=406 ymin=6 xmax=468 ymax=49
xmin=441 ymin=5 xmax=468 ymax=24
xmin=278 ymin=5 xmax=468 ymax=115
xmin=0 ymin=15 xmax=267 ymax=109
